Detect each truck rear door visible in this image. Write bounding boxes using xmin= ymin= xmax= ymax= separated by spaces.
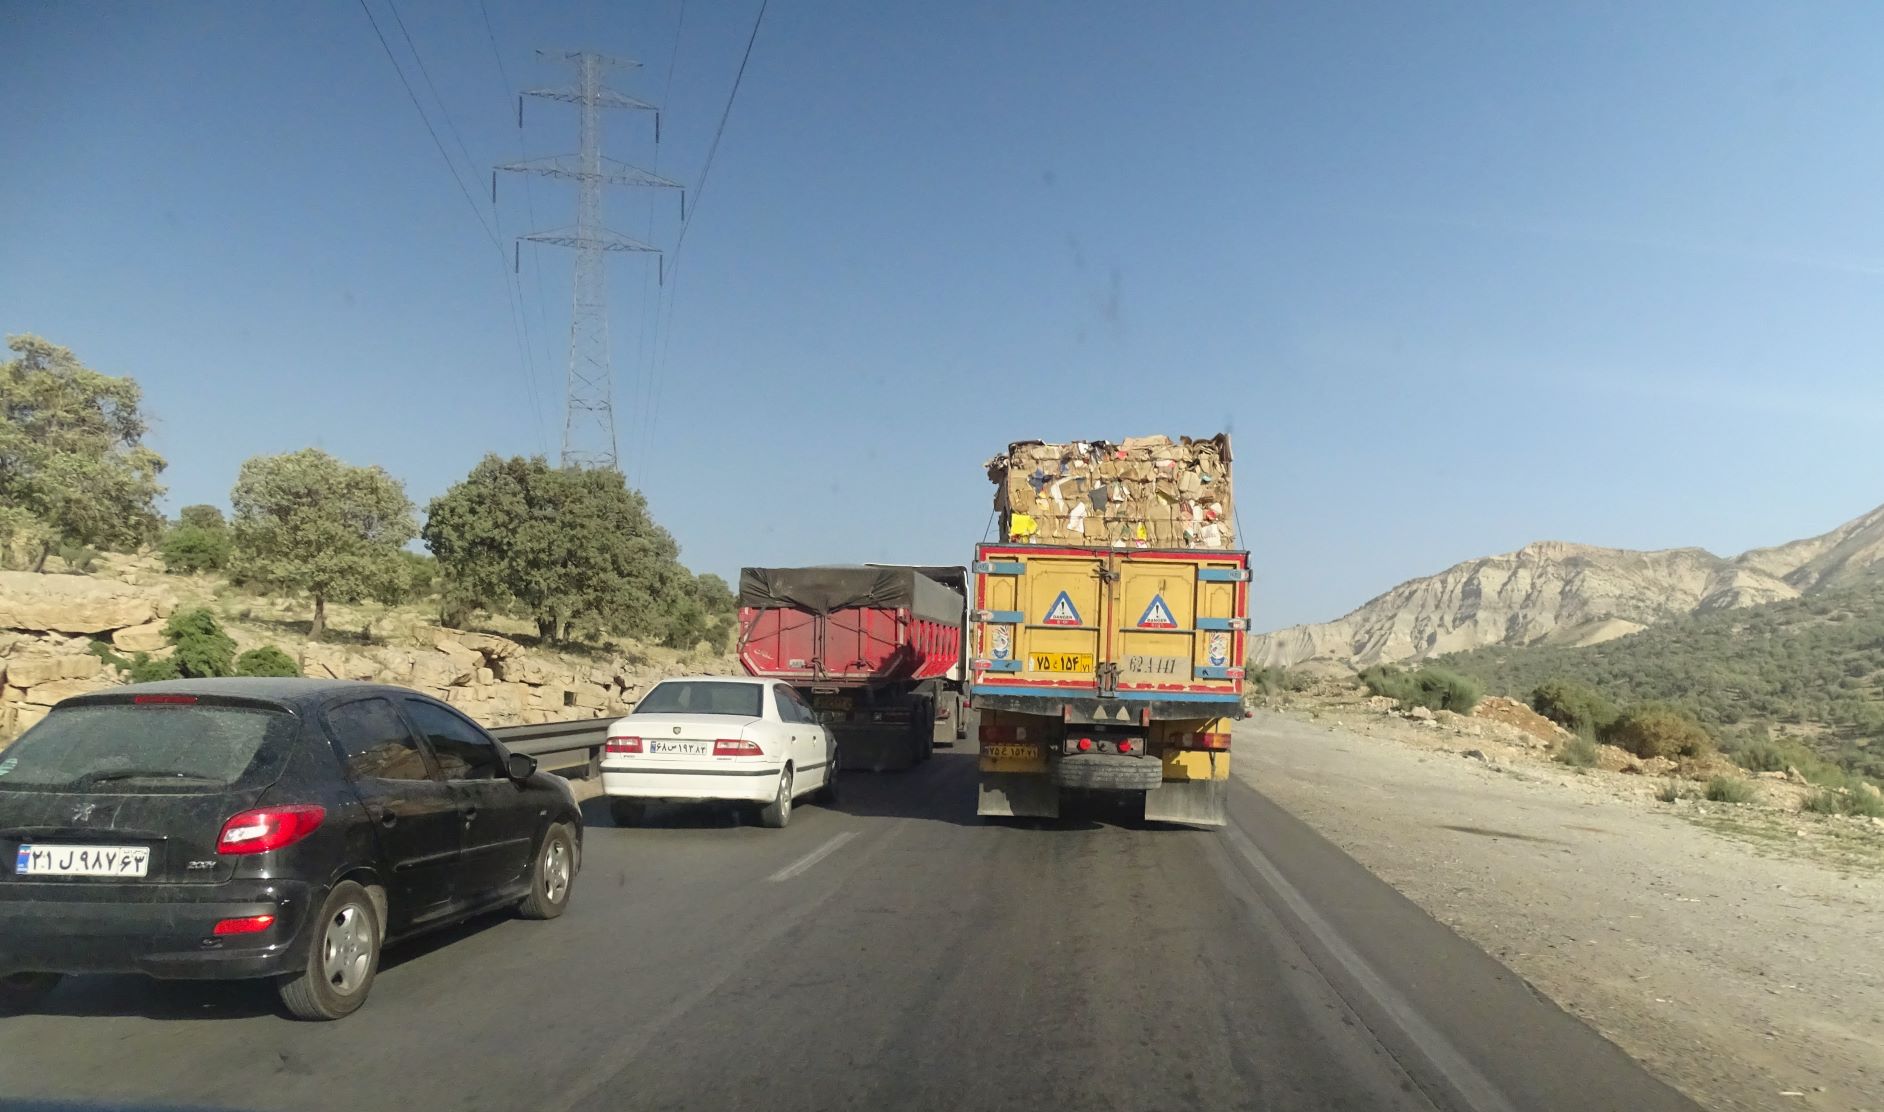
xmin=971 ymin=545 xmax=1249 ymax=702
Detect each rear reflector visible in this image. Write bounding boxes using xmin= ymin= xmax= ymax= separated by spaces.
xmin=713 ymin=739 xmax=763 ymax=757
xmin=1117 ymin=739 xmax=1134 ymax=753
xmin=134 ymin=695 xmax=197 ymax=705
xmin=606 ymin=736 xmax=643 ymax=754
xmin=1196 ymin=732 xmax=1232 ymax=751
xmin=1077 ymin=738 xmax=1093 ymax=752
xmin=213 ymin=914 xmax=277 ymax=936
xmin=217 ymin=805 xmax=326 ymax=855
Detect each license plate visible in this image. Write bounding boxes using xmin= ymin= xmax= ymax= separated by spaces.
xmin=982 ymin=743 xmax=1040 ymax=761
xmin=1030 ymin=653 xmax=1093 ymax=673
xmin=649 ymin=740 xmax=710 ymax=756
xmin=15 ymin=844 xmax=150 ymax=878
xmin=811 ymin=694 xmax=853 ymax=711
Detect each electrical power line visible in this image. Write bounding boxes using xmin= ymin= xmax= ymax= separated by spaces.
xmin=631 ymin=0 xmax=689 ymax=481
xmin=358 ymin=0 xmax=547 ymax=452
xmin=641 ymin=0 xmax=768 ymax=491
xmin=357 ymin=0 xmax=500 ymax=250
xmin=480 ymin=0 xmax=559 ymax=398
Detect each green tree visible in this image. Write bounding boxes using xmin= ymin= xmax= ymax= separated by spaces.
xmin=0 ymin=334 xmax=166 ymax=568
xmin=423 ymin=455 xmax=690 ymax=643
xmin=178 ymin=504 xmax=226 ymax=531
xmin=234 ymin=646 xmax=300 ymax=677
xmin=159 ymin=521 xmax=231 ymax=573
xmin=230 ymin=449 xmax=417 ymax=640
xmin=164 ymin=608 xmax=236 ymax=678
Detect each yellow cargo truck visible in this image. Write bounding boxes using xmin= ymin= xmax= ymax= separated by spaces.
xmin=970 ymin=436 xmax=1247 ymax=827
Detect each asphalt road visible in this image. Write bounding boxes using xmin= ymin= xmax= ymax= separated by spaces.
xmin=0 ymin=729 xmax=1701 ymax=1112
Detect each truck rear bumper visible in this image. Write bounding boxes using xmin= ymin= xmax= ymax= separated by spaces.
xmin=1051 ymin=753 xmax=1164 ymax=791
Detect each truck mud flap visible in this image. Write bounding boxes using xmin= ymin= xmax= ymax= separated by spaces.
xmin=836 ymin=731 xmax=920 ymax=773
xmin=1143 ymin=779 xmax=1227 ymax=828
xmin=978 ymin=773 xmax=1060 ymax=820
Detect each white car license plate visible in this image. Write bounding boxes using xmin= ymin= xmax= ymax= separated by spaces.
xmin=15 ymin=844 xmax=151 ymax=878
xmin=649 ymin=740 xmax=710 ymax=756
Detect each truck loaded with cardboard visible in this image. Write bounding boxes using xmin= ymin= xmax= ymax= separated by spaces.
xmin=971 ymin=434 xmax=1247 ymax=827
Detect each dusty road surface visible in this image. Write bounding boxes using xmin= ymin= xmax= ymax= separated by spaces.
xmin=1 ymin=746 xmax=1695 ymax=1112
xmin=1241 ymin=710 xmax=1884 ymax=1112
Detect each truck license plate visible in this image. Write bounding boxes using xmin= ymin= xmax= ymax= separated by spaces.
xmin=1030 ymin=653 xmax=1093 ymax=673
xmin=982 ymin=743 xmax=1040 ymax=761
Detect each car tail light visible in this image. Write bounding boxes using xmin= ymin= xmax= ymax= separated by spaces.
xmin=606 ymin=735 xmax=643 ymax=754
xmin=213 ymin=914 xmax=277 ymax=936
xmin=217 ymin=805 xmax=326 ymax=855
xmin=1118 ymin=739 xmax=1134 ymax=754
xmin=1196 ymin=732 xmax=1232 ymax=751
xmin=134 ymin=694 xmax=197 ymax=705
xmin=714 ymin=739 xmax=763 ymax=757
xmin=1076 ymin=737 xmax=1093 ymax=752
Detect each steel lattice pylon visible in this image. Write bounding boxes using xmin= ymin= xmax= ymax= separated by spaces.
xmin=499 ymin=50 xmax=680 ymax=472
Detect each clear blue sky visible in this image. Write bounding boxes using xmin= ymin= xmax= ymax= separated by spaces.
xmin=5 ymin=1 xmax=1882 ymax=630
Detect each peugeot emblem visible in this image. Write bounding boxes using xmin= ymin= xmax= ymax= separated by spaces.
xmin=673 ymin=726 xmax=682 ymax=735
xmin=71 ymin=802 xmax=96 ymax=823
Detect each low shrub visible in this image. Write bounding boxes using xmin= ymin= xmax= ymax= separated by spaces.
xmin=1601 ymin=703 xmax=1713 ymax=760
xmin=1360 ymin=664 xmax=1483 ymax=713
xmin=163 ymin=608 xmax=236 ymax=679
xmin=1554 ymin=736 xmax=1599 ymax=768
xmin=1804 ymin=786 xmax=1884 ymax=818
xmin=1530 ymin=679 xmax=1619 ymax=737
xmin=1655 ymin=781 xmax=1683 ymax=803
xmin=126 ymin=652 xmax=180 ymax=683
xmin=1704 ymin=776 xmax=1755 ymax=804
xmin=234 ymin=646 xmax=300 ymax=677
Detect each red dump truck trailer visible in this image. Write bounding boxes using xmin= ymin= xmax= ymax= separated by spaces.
xmin=738 ymin=565 xmax=968 ymax=771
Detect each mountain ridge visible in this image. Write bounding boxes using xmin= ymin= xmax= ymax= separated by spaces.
xmin=1250 ymin=502 xmax=1884 ymax=669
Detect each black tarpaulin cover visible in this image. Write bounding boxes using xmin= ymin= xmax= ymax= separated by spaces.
xmin=738 ymin=566 xmax=964 ymax=626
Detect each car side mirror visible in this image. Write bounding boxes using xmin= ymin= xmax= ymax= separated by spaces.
xmin=506 ymin=752 xmax=538 ymax=781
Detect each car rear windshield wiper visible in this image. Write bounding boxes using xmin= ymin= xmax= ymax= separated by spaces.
xmin=78 ymin=769 xmax=225 ymax=786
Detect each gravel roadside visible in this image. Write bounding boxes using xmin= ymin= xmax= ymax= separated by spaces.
xmin=1237 ymin=710 xmax=1884 ymax=1112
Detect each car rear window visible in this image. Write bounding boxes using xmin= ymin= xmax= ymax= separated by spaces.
xmin=632 ymin=681 xmax=763 ymax=718
xmin=0 ymin=703 xmax=296 ymax=793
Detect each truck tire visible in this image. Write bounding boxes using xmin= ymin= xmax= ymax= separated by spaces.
xmin=1051 ymin=753 xmax=1164 ymax=792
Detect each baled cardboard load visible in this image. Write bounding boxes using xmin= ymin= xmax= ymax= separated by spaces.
xmin=986 ymin=434 xmax=1235 ymax=549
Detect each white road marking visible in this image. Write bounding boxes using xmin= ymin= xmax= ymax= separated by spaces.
xmin=1223 ymin=824 xmax=1521 ymax=1112
xmin=768 ymin=831 xmax=859 ymax=882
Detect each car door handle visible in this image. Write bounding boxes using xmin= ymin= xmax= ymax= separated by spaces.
xmin=377 ymin=810 xmax=398 ymax=829
xmin=461 ymin=806 xmax=478 ymax=825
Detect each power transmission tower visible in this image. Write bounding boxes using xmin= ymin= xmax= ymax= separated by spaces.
xmin=498 ymin=50 xmax=680 ymax=472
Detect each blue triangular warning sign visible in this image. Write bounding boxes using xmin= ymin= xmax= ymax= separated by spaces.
xmin=1137 ymin=594 xmax=1178 ymax=629
xmin=1043 ymin=591 xmax=1082 ymax=626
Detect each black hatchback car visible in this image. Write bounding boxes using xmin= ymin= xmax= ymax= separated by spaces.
xmin=0 ymin=678 xmax=583 ymax=1020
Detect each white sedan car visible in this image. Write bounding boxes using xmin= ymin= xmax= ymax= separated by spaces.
xmin=599 ymin=676 xmax=836 ymax=828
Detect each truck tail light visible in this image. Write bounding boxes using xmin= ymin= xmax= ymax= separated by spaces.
xmin=1077 ymin=737 xmax=1093 ymax=752
xmin=217 ymin=805 xmax=325 ymax=855
xmin=714 ymin=739 xmax=763 ymax=757
xmin=1117 ymin=739 xmax=1134 ymax=754
xmin=1196 ymin=732 xmax=1232 ymax=751
xmin=606 ymin=735 xmax=643 ymax=754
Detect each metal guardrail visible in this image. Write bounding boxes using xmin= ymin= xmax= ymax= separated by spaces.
xmin=490 ymin=716 xmax=616 ymax=779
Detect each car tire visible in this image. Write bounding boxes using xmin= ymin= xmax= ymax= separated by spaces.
xmin=0 ymin=972 xmax=62 ymax=1014
xmin=758 ymin=765 xmax=793 ymax=829
xmin=608 ymin=798 xmax=646 ymax=827
xmin=278 ymin=880 xmax=381 ymax=1022
xmin=518 ymin=822 xmax=576 ymax=920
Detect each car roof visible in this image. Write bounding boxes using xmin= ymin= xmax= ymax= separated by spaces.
xmin=66 ymin=677 xmax=424 ymax=712
xmin=650 ymin=675 xmax=767 ymax=685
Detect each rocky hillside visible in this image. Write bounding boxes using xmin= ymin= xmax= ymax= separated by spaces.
xmin=0 ymin=555 xmax=733 ymax=743
xmin=1251 ymin=501 xmax=1884 ymax=669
